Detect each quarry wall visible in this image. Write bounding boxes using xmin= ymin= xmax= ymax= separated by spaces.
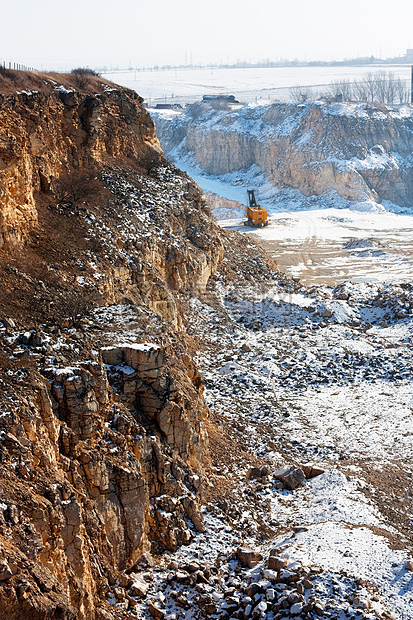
xmin=155 ymin=100 xmax=413 ymax=207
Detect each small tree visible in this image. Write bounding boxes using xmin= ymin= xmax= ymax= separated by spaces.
xmin=395 ymin=77 xmax=409 ymax=103
xmin=362 ymin=72 xmax=378 ymax=102
xmin=353 ymin=78 xmax=368 ymax=102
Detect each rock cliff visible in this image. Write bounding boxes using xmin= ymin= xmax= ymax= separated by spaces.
xmin=0 ymin=71 xmax=280 ymax=619
xmin=0 ymin=71 xmax=162 ymax=250
xmin=154 ymin=100 xmax=413 ymax=207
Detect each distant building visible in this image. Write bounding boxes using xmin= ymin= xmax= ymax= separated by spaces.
xmin=202 ymin=94 xmax=239 ymax=104
xmin=153 ymin=103 xmax=183 ymax=110
xmin=406 ymin=49 xmax=413 ymax=62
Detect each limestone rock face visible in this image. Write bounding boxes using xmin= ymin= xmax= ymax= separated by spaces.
xmin=101 ymin=343 xmax=209 ymax=469
xmin=0 ymin=84 xmax=163 ymax=249
xmin=0 ymin=74 xmax=223 ymax=620
xmin=155 ymin=101 xmax=413 ymax=207
xmin=0 ymin=345 xmax=209 ymax=619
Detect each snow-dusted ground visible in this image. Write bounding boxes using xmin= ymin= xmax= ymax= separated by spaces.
xmin=190 ymin=277 xmax=413 ymax=620
xmin=129 ymin=272 xmax=413 ymax=619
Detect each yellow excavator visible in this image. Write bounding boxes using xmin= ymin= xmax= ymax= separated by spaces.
xmin=244 ymin=190 xmax=268 ymax=227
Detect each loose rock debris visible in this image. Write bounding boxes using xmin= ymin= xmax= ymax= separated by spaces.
xmin=124 ymin=276 xmax=413 ymax=619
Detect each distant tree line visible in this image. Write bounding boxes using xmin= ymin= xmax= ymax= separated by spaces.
xmin=289 ymin=71 xmax=411 ymax=104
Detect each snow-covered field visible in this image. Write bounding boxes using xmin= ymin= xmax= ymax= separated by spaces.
xmin=103 ymin=64 xmax=410 ymax=106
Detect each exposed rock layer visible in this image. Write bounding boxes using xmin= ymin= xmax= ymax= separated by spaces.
xmin=0 ymin=73 xmax=279 ymax=619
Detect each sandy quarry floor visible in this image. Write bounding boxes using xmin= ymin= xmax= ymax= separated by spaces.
xmin=158 ymin=151 xmax=413 ymax=288
xmin=220 ymin=208 xmax=413 ymax=287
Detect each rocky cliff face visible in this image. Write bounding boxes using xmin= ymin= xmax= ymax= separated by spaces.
xmin=154 ymin=101 xmax=413 ymax=207
xmin=0 ymin=72 xmax=162 ymax=250
xmin=0 ymin=72 xmax=279 ymax=619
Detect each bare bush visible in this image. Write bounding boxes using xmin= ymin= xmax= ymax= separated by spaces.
xmin=56 ymin=289 xmax=93 ymax=327
xmin=52 ymin=169 xmax=100 ymax=205
xmin=289 ymin=84 xmax=314 ymax=102
xmin=71 ymin=67 xmax=100 ymax=89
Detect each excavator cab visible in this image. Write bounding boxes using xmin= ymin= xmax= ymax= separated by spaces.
xmin=244 ymin=189 xmax=268 ymax=227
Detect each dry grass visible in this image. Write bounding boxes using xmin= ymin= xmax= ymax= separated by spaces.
xmin=0 ymin=68 xmax=130 ymax=97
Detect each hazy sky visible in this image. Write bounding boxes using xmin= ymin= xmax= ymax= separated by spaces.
xmin=1 ymin=0 xmax=412 ymax=70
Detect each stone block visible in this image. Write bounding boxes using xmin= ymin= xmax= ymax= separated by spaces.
xmin=101 ymin=347 xmax=124 ymax=366
xmin=236 ymin=547 xmax=263 ymax=568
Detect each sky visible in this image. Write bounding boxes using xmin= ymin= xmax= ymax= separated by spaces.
xmin=1 ymin=0 xmax=412 ymax=71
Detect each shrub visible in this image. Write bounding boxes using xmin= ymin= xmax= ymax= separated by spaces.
xmin=0 ymin=66 xmax=17 ymax=79
xmin=52 ymin=169 xmax=100 ymax=205
xmin=71 ymin=67 xmax=100 ymax=88
xmin=57 ymin=289 xmax=93 ymax=327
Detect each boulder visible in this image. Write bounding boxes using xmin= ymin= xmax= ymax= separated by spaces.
xmin=148 ymin=602 xmax=165 ymax=619
xmin=314 ymin=601 xmax=325 ymax=615
xmin=301 ymin=464 xmax=325 ymax=479
xmin=236 ymin=547 xmax=263 ymax=568
xmin=267 ymin=556 xmax=288 ymax=571
xmin=273 ymin=465 xmax=306 ymax=490
xmin=101 ymin=346 xmax=124 ymax=366
xmin=290 ymin=602 xmax=303 ymax=615
xmin=247 ymin=465 xmax=269 ymax=481
xmin=130 ymin=576 xmax=150 ymax=597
